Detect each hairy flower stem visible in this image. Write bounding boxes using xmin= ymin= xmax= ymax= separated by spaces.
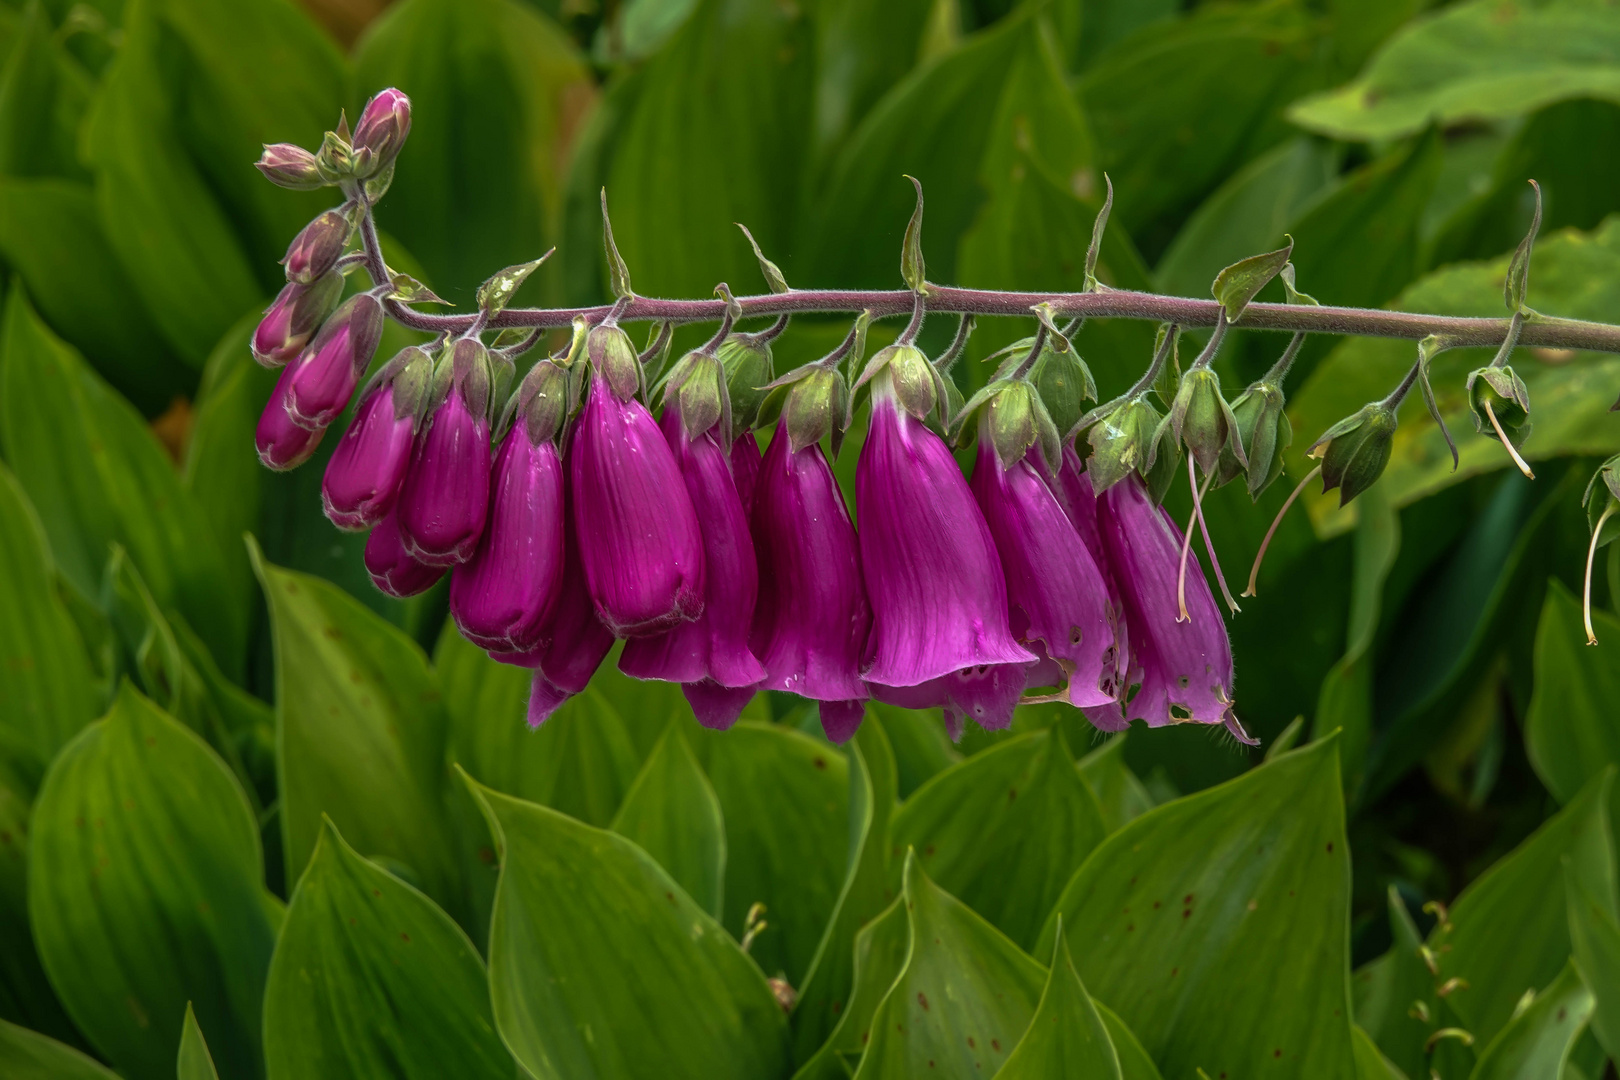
xmin=1585 ymin=503 xmax=1615 ymax=645
xmin=1244 ymin=464 xmax=1323 ymax=598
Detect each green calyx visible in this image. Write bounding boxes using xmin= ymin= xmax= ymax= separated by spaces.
xmin=717 ymin=336 xmax=774 ymax=442
xmin=1465 ymin=364 xmax=1532 ymax=446
xmin=782 ymin=368 xmax=848 ymax=454
xmin=588 ymin=323 xmax=641 ymax=403
xmin=505 ymin=359 xmax=573 ymax=445
xmin=660 ymin=350 xmax=728 ymax=441
xmin=957 ymin=379 xmax=1061 ymax=475
xmin=1166 ymin=366 xmax=1245 ymax=476
xmin=387 ymin=346 xmax=435 ymax=425
xmin=1026 ymin=343 xmax=1097 ymax=439
xmin=1216 ymin=380 xmax=1291 ymax=500
xmin=1084 ymin=396 xmax=1176 ymax=498
xmin=857 ymin=343 xmax=941 ymax=423
xmin=449 ymin=336 xmax=494 ymax=420
xmin=1584 ymin=454 xmax=1620 ymax=548
xmin=1311 ymin=402 xmax=1397 ymax=508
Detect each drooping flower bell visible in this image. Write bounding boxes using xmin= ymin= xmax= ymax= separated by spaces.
xmin=252 ymin=270 xmax=342 ymax=366
xmin=255 ymin=354 xmax=325 ymax=471
xmin=621 ymin=345 xmax=766 ymax=729
xmin=449 ymin=360 xmax=569 ymax=654
xmin=969 ymin=398 xmax=1118 ymax=712
xmin=322 ymin=346 xmax=432 ymax=531
xmin=750 ymin=365 xmax=870 ymax=744
xmin=730 ymin=431 xmax=761 ymax=516
xmin=855 ymin=344 xmax=1036 ymax=736
xmin=1095 ymin=473 xmax=1252 ymax=744
xmin=396 ymin=337 xmax=494 ymax=566
xmin=286 ymin=292 xmax=386 ymax=430
xmin=364 ymin=506 xmax=445 ymax=598
xmin=570 ymin=322 xmax=705 ymax=637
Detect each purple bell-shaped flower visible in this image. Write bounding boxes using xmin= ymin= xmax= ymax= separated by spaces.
xmin=856 ymin=351 xmax=1036 ymax=737
xmin=255 ymin=355 xmax=325 ymax=471
xmin=449 ymin=362 xmax=568 ymax=654
xmin=570 ymin=324 xmax=704 ymax=637
xmin=730 ymin=430 xmax=761 ymax=516
xmin=620 ymin=350 xmax=766 ymax=730
xmin=364 ymin=506 xmax=445 ymax=598
xmin=322 ymin=346 xmax=430 ymax=531
xmin=1095 ymin=473 xmax=1253 ymax=744
xmin=396 ymin=338 xmax=493 ymax=566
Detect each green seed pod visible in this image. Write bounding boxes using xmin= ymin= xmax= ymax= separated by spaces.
xmin=717 ymin=335 xmax=775 ymax=442
xmin=1217 ymin=380 xmax=1290 ymax=499
xmin=1311 ymin=403 xmax=1397 ymax=508
xmin=1027 ymin=345 xmax=1097 ymax=440
xmin=1168 ymin=366 xmax=1244 ymax=476
xmin=1465 ymin=364 xmax=1532 ymax=447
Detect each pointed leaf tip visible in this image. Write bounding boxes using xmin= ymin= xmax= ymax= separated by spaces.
xmin=601 ymin=188 xmax=633 ymax=299
xmin=1213 ymin=239 xmax=1294 ymax=323
xmin=736 ymin=224 xmax=790 ymax=293
xmin=901 ymin=175 xmax=926 ymax=292
xmin=1506 ymin=179 xmax=1543 ymax=313
xmin=1085 ymin=173 xmax=1115 ymax=291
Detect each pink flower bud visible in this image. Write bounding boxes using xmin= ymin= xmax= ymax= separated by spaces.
xmin=364 ymin=507 xmax=445 ymax=599
xmin=286 ymin=294 xmax=385 ymax=430
xmin=256 ymin=143 xmax=326 ymax=190
xmin=283 ymin=210 xmax=350 ymax=284
xmin=322 ymin=376 xmax=416 ymax=531
xmin=255 ymin=356 xmax=324 ymax=471
xmin=396 ymin=348 xmax=492 ymax=566
xmin=352 ymin=89 xmax=411 ymax=176
xmin=251 ymin=271 xmax=342 ymax=367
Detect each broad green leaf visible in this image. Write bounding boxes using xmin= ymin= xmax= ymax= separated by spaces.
xmin=1095 ymin=1004 xmax=1164 ymax=1080
xmin=184 ymin=316 xmax=273 ymax=587
xmin=1049 ymin=0 xmax=1179 ymax=73
xmin=1352 ymin=1026 xmax=1407 ymax=1080
xmin=177 ymin=1004 xmax=219 ymax=1080
xmin=707 ymin=721 xmax=848 ymax=986
xmin=1292 ymin=217 xmax=1620 ymax=538
xmin=993 ymin=922 xmax=1122 ymax=1080
xmin=263 ymin=819 xmax=513 ymax=1080
xmin=468 ymin=777 xmax=793 ymax=1080
xmin=0 ymin=1018 xmax=119 ymax=1080
xmin=890 ymin=730 xmax=1106 ymax=952
xmin=871 ymin=702 xmax=958 ymax=799
xmin=1289 ymin=0 xmax=1620 ymax=142
xmin=0 ymin=289 xmax=249 ymax=679
xmin=1429 ymin=769 xmax=1615 ymax=1050
xmin=790 ymin=896 xmax=910 ymax=1080
xmin=600 ymin=0 xmax=810 ymax=303
xmin=606 ymin=0 xmax=699 ymax=62
xmin=1526 ymin=580 xmax=1620 ymax=805
xmin=852 ymin=853 xmax=1044 ymax=1079
xmin=1038 ymin=738 xmax=1355 ymax=1079
xmin=1075 ymin=735 xmax=1153 ymax=834
xmin=1155 ymin=137 xmax=1337 ymax=303
xmin=804 ymin=14 xmax=1035 ymax=290
xmin=1079 ymin=1 xmax=1325 ymax=241
xmin=1466 ymin=960 xmax=1593 ymax=1080
xmin=0 ymin=178 xmax=182 ymax=413
xmin=0 ymin=727 xmax=78 ymax=1044
xmin=793 ymin=717 xmax=899 ymax=1062
xmin=1353 ymin=887 xmax=1435 ymax=1080
xmin=79 ymin=0 xmax=261 ymax=364
xmin=251 ymin=543 xmax=461 ymax=916
xmin=29 ymin=684 xmax=278 ymax=1080
xmin=0 ymin=462 xmax=100 ymax=761
xmin=356 ymin=0 xmax=592 ymax=306
xmin=610 ymin=722 xmax=725 ymax=919
xmin=1566 ymin=866 xmax=1620 ymax=1062
xmin=0 ymin=0 xmax=91 ymax=180
xmin=808 ymin=0 xmax=935 ymax=161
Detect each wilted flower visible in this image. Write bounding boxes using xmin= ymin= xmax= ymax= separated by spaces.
xmin=286 ymin=293 xmax=385 ymax=430
xmin=252 ymin=271 xmax=342 ymax=366
xmin=449 ymin=364 xmax=568 ymax=653
xmin=283 ymin=210 xmax=350 ymax=284
xmin=256 ymin=143 xmax=326 ymax=190
xmin=396 ymin=338 xmax=493 ymax=566
xmin=364 ymin=506 xmax=445 ymax=598
xmin=255 ymin=355 xmax=325 ymax=471
xmin=620 ymin=368 xmax=766 ymax=730
xmin=857 ymin=363 xmax=1036 ymax=736
xmin=751 ymin=428 xmax=870 ymax=743
xmin=571 ymin=324 xmax=704 ymax=637
xmin=1095 ymin=474 xmax=1252 ymax=744
xmin=322 ymin=347 xmax=431 ymax=531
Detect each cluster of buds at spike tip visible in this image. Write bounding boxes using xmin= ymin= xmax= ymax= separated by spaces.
xmin=257 ymin=88 xmax=412 ymax=194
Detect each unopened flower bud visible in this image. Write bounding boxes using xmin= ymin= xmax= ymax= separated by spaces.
xmin=322 ymin=347 xmax=431 ymax=531
xmin=286 ymin=293 xmax=385 ymax=430
xmin=396 ymin=340 xmax=495 ymax=565
xmin=255 ymin=357 xmax=325 ymax=471
xmin=352 ymin=88 xmax=411 ymax=177
xmin=1168 ymin=366 xmax=1243 ymax=475
xmin=588 ymin=323 xmax=641 ymax=402
xmin=252 ymin=270 xmax=342 ymax=366
xmin=717 ymin=336 xmax=774 ymax=441
xmin=1216 ymin=380 xmax=1291 ymax=499
xmin=256 ymin=143 xmax=326 ymax=190
xmin=1311 ymin=403 xmax=1397 ymax=508
xmin=364 ymin=507 xmax=445 ymax=598
xmin=283 ymin=210 xmax=351 ymax=284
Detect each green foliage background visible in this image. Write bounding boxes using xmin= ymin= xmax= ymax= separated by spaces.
xmin=1 ymin=0 xmax=1620 ymax=1077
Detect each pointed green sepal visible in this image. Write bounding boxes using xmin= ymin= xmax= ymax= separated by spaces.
xmin=1212 ymin=237 xmax=1293 ymax=323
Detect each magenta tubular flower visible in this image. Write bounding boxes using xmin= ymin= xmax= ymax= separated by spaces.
xmin=449 ymin=421 xmax=565 ymax=653
xmin=1096 ymin=473 xmax=1253 ymax=744
xmin=364 ymin=507 xmax=445 ymax=598
xmin=322 ymin=348 xmax=429 ymax=530
xmin=857 ymin=374 xmax=1035 ymax=725
xmin=1049 ymin=445 xmax=1132 ymax=733
xmin=731 ymin=430 xmax=761 ymax=515
xmin=620 ymin=405 xmax=766 ymax=730
xmin=255 ymin=356 xmax=325 ymax=471
xmin=397 ymin=340 xmax=493 ymax=566
xmin=570 ymin=366 xmax=704 ymax=637
xmin=749 ymin=430 xmax=870 ymax=742
xmin=286 ymin=293 xmax=384 ymax=430
xmin=971 ymin=438 xmax=1117 ymax=709
xmin=252 ymin=270 xmax=341 ymax=366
